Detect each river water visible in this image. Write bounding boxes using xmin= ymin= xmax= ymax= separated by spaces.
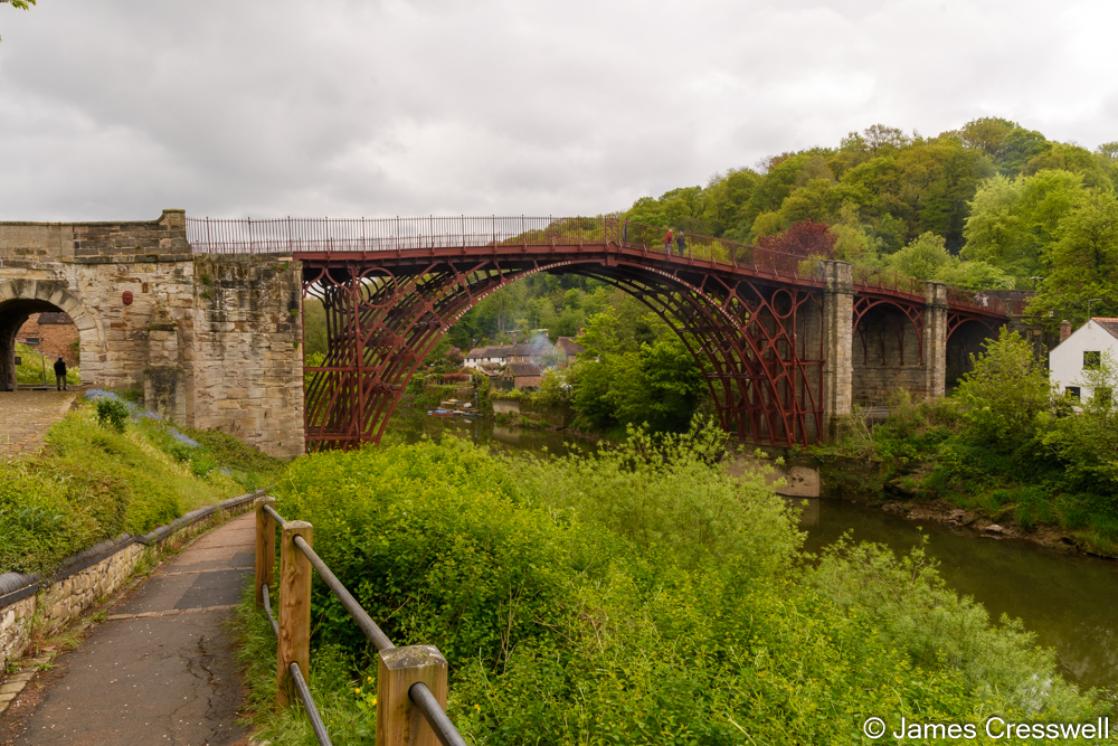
xmin=389 ymin=413 xmax=1118 ymax=691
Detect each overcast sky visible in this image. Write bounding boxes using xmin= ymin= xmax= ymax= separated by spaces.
xmin=0 ymin=1 xmax=1115 ymax=221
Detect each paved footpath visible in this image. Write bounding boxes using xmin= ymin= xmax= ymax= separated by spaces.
xmin=0 ymin=390 xmax=78 ymax=459
xmin=0 ymin=513 xmax=256 ymax=746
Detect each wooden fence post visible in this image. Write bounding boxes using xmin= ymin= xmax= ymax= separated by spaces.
xmin=276 ymin=520 xmax=313 ymax=710
xmin=254 ymin=496 xmax=276 ymax=608
xmin=376 ymin=645 xmax=449 ymax=746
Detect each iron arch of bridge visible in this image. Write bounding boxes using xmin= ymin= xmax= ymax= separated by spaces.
xmin=299 ymin=253 xmax=829 ymax=450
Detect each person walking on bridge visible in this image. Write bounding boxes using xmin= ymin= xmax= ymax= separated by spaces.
xmin=676 ymin=230 xmax=686 ymax=256
xmin=663 ymin=227 xmax=673 ymax=254
xmin=53 ymin=356 xmax=67 ymax=391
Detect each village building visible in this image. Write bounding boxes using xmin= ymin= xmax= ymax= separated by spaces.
xmin=497 ymin=362 xmax=543 ymax=391
xmin=462 ymin=336 xmax=573 ymax=390
xmin=464 ymin=337 xmax=562 ymax=372
xmin=16 ymin=312 xmax=79 ymax=365
xmin=555 ymin=336 xmax=584 ymax=367
xmin=1049 ymin=317 xmax=1118 ymax=406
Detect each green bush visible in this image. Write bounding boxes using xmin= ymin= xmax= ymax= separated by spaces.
xmin=238 ymin=430 xmax=1108 ymax=744
xmin=94 ymin=398 xmax=130 ymax=432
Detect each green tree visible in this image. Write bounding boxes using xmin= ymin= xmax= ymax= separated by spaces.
xmin=1024 ymin=142 xmax=1115 ymax=190
xmin=933 ymin=260 xmax=1014 ymax=290
xmin=698 ymin=168 xmax=761 ymax=235
xmin=892 ymin=136 xmax=995 ymax=251
xmin=954 ymin=330 xmax=1050 ymax=453
xmin=568 ymin=305 xmax=704 ymax=432
xmin=961 ymin=169 xmax=1088 ymax=282
xmin=1028 ymin=190 xmax=1118 ymax=326
xmin=887 ymin=231 xmax=952 ymax=281
xmin=955 ymin=117 xmax=1049 ymax=176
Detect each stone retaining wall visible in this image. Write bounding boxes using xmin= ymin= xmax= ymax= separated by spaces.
xmin=0 ymin=491 xmax=260 ymax=672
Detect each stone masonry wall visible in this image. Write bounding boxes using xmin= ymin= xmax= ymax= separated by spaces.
xmin=191 ymin=256 xmax=304 ymax=457
xmin=0 ymin=210 xmax=196 ymax=393
xmin=0 ymin=211 xmax=305 ymax=456
xmin=0 ymin=596 xmax=36 ymax=673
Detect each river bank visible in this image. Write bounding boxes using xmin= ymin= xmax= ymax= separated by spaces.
xmin=389 ymin=411 xmax=1118 ymax=690
xmin=808 ymin=449 xmax=1118 ymax=560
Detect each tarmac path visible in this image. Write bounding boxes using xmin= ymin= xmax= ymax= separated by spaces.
xmin=0 ymin=513 xmax=255 ymax=746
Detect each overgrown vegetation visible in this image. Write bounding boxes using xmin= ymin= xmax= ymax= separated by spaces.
xmin=238 ymin=427 xmax=1110 ymax=744
xmin=0 ymin=401 xmax=282 ymax=575
xmin=827 ymin=330 xmax=1118 ymax=554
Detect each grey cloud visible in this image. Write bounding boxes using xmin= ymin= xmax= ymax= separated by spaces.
xmin=0 ymin=0 xmax=1116 ymax=221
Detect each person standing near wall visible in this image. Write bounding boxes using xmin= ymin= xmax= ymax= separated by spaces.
xmin=53 ymin=356 xmax=67 ymax=391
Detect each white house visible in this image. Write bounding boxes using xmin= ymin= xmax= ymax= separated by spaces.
xmin=1049 ymin=317 xmax=1118 ymax=404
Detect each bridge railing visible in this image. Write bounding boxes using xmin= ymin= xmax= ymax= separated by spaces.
xmin=187 ymin=215 xmax=619 ymax=255
xmin=944 ymin=287 xmax=1027 ymax=317
xmin=617 ymin=220 xmax=811 ymax=277
xmin=254 ymin=496 xmax=467 ymax=746
xmin=187 ymin=216 xmax=1013 ymax=314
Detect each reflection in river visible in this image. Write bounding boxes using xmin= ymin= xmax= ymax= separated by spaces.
xmin=389 ymin=412 xmax=1118 ymax=690
xmin=796 ymin=498 xmax=1118 ymax=690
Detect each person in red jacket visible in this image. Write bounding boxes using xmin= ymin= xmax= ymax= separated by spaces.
xmin=663 ymin=227 xmax=673 ymax=253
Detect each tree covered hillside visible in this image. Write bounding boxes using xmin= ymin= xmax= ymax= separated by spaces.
xmin=621 ymin=118 xmax=1118 ymax=328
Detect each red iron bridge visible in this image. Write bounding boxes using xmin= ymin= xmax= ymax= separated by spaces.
xmin=187 ymin=216 xmax=1020 ymax=450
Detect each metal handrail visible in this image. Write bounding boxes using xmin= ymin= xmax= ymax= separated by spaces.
xmin=261 ymin=583 xmax=279 ymax=637
xmin=290 ymin=662 xmax=333 ymax=746
xmin=263 ymin=503 xmax=286 ymax=528
xmin=261 ymin=583 xmax=328 ymax=745
xmin=411 ymin=682 xmax=469 ymax=746
xmin=261 ymin=503 xmax=468 ymax=746
xmin=292 ymin=534 xmax=395 ymax=653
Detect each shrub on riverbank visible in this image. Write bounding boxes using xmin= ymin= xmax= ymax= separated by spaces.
xmin=826 ymin=330 xmax=1118 ymax=554
xmin=238 ymin=427 xmax=1108 ymax=744
xmin=0 ymin=404 xmax=282 ymax=575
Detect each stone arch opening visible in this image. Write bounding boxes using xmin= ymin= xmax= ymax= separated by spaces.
xmin=946 ymin=318 xmax=999 ymax=391
xmin=0 ymin=282 xmax=104 ymax=392
xmin=852 ymin=301 xmax=924 ymax=407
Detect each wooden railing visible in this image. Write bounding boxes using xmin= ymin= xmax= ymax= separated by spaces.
xmin=254 ymin=496 xmax=467 ymax=746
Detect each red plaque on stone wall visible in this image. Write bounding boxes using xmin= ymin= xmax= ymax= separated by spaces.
xmin=122 ymin=290 xmax=134 ymax=306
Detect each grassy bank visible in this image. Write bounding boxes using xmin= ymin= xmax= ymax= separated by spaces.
xmin=0 ymin=400 xmax=282 ymax=575
xmin=237 ymin=427 xmax=1110 ymax=744
xmin=815 ymin=331 xmax=1118 ymax=557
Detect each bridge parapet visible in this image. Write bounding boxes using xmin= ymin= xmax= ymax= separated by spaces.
xmin=0 ymin=209 xmax=190 ymax=264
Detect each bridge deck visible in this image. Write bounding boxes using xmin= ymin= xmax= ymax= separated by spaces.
xmin=187 ymin=216 xmax=1016 ymax=319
